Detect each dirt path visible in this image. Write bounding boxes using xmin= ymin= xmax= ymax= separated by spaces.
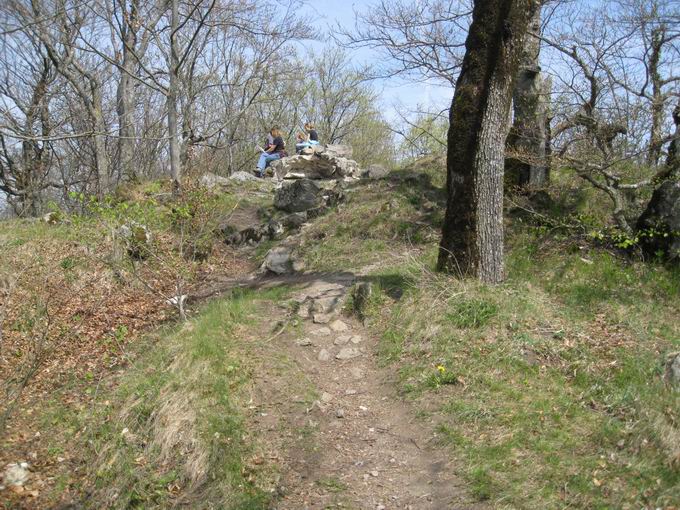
xmin=245 ymin=274 xmax=485 ymax=510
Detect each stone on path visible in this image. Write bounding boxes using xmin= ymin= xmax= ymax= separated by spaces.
xmin=334 ymin=335 xmax=351 ymax=346
xmin=313 ymin=313 xmax=334 ymax=324
xmin=311 ymin=327 xmax=331 ymax=336
xmin=318 ymin=349 xmax=331 ymax=362
xmin=296 ymin=338 xmax=312 ymax=346
xmin=261 ymin=246 xmax=294 ymax=275
xmin=350 ymin=335 xmax=363 ymax=344
xmin=336 ymin=347 xmax=361 ymax=360
xmin=349 ymin=367 xmax=364 ymax=380
xmin=329 ymin=319 xmax=349 ymax=332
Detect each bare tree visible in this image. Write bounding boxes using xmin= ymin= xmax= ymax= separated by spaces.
xmin=340 ymin=0 xmax=471 ymax=85
xmin=0 ymin=29 xmax=56 ymax=215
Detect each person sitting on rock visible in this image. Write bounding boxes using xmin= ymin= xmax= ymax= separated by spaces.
xmin=256 ymin=127 xmax=287 ymax=178
xmin=305 ymin=122 xmax=319 ymax=145
xmin=295 ymin=123 xmax=321 ymax=154
xmin=295 ymin=131 xmax=310 ymax=154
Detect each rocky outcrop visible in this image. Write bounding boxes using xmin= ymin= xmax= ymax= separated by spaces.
xmin=274 ymin=179 xmax=323 ymax=213
xmin=270 ymin=144 xmax=361 ymax=180
xmin=273 ymin=179 xmax=345 ymax=215
xmin=636 ymin=180 xmax=680 ymax=261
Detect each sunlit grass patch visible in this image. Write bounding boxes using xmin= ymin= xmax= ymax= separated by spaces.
xmin=371 ymin=252 xmax=680 ymax=508
xmin=44 ymin=289 xmax=284 ymax=509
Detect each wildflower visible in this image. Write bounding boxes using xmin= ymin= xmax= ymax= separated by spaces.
xmin=436 ymin=365 xmax=446 ymax=374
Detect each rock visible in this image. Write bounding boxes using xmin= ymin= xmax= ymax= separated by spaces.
xmin=281 ymin=212 xmax=308 ymax=229
xmin=116 ymin=222 xmax=152 ymax=260
xmin=2 ymin=462 xmax=29 ymax=488
xmin=42 ymin=211 xmax=61 ymax=224
xmin=312 ymin=295 xmax=345 ymax=315
xmin=313 ymin=313 xmax=334 ymax=324
xmin=329 ymin=320 xmax=349 ymax=332
xmin=637 ymin=180 xmax=680 ymax=261
xmin=336 ymin=348 xmax=361 ymax=360
xmin=349 ymin=367 xmax=364 ymax=379
xmin=274 ymin=179 xmax=322 ymax=213
xmin=363 ymin=164 xmax=389 ymax=179
xmin=223 ymin=220 xmax=283 ymax=247
xmin=270 ymin=144 xmax=360 ymax=180
xmin=321 ymin=392 xmax=334 ymax=403
xmin=334 ymin=335 xmax=351 ymax=346
xmin=318 ymin=349 xmax=331 ymax=362
xmin=328 ymin=157 xmax=360 ymax=178
xmin=229 ymin=170 xmax=259 ymax=182
xmin=261 ymin=246 xmax=294 ymax=274
xmin=296 ymin=302 xmax=312 ymax=319
xmin=271 ymin=155 xmax=335 ymax=180
xmin=664 ymin=352 xmax=680 ymax=388
xmin=350 ymin=335 xmax=363 ymax=344
xmin=322 ymin=144 xmax=353 ymax=159
xmin=335 ymin=408 xmax=345 ymax=419
xmin=311 ymin=327 xmax=331 ymax=336
xmin=296 ymin=338 xmax=312 ymax=346
xmin=199 ymin=172 xmax=230 ymax=188
xmin=351 ymin=282 xmax=373 ymax=321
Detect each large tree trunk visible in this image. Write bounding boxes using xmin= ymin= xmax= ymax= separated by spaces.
xmin=438 ymin=0 xmax=539 ymax=283
xmin=505 ymin=6 xmax=549 ymax=187
xmin=637 ymin=100 xmax=680 ymax=261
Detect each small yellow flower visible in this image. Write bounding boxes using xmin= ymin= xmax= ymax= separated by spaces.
xmin=436 ymin=365 xmax=446 ymax=374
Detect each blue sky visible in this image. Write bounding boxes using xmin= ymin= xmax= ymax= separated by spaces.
xmin=301 ymin=0 xmax=454 ymax=121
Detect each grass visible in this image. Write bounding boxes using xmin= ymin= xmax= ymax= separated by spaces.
xmin=42 ymin=288 xmax=286 ymax=509
xmin=292 ymin=169 xmax=680 ymax=509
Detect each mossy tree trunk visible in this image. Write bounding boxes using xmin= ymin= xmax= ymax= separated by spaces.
xmin=505 ymin=6 xmax=550 ymax=187
xmin=438 ymin=0 xmax=540 ymax=283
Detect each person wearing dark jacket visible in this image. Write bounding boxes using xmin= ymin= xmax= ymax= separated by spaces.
xmin=256 ymin=127 xmax=287 ymax=177
xmin=305 ymin=122 xmax=319 ymax=143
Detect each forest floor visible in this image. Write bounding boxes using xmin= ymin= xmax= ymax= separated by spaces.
xmin=1 ymin=162 xmax=679 ymax=509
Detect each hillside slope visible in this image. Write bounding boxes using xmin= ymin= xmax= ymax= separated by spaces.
xmin=1 ymin=163 xmax=679 ymax=509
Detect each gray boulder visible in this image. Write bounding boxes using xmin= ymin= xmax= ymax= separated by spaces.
xmin=222 ymin=220 xmax=283 ymax=246
xmin=229 ymin=170 xmax=259 ymax=182
xmin=274 ymin=179 xmax=322 ymax=213
xmin=270 ymin=144 xmax=361 ymax=180
xmin=322 ymin=144 xmax=353 ymax=159
xmin=199 ymin=172 xmax=230 ymax=188
xmin=363 ymin=164 xmax=390 ymax=179
xmin=281 ymin=212 xmax=308 ymax=229
xmin=665 ymin=352 xmax=680 ymax=388
xmin=261 ymin=246 xmax=294 ymax=274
